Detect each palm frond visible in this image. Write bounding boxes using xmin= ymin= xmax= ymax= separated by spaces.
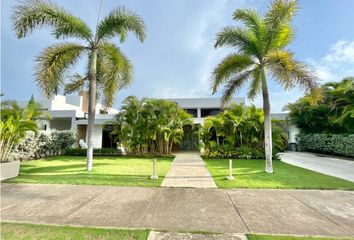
xmin=233 ymin=9 xmax=265 ymax=41
xmin=214 ymin=26 xmax=260 ymax=57
xmin=264 ymin=0 xmax=297 ymax=51
xmin=247 ymin=66 xmax=262 ymax=100
xmin=97 ymin=42 xmax=133 ymax=107
xmin=12 ymin=0 xmax=92 ymax=41
xmin=212 ymin=53 xmax=255 ymax=94
xmin=64 ymin=74 xmax=88 ymax=94
xmin=266 ymin=49 xmax=317 ymax=91
xmin=97 ymin=6 xmax=146 ymax=42
xmin=35 ymin=43 xmax=85 ymax=96
xmin=265 ymin=0 xmax=297 ymax=27
xmin=221 ymin=70 xmax=254 ymax=105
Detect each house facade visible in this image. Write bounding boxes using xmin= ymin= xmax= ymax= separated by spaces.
xmin=20 ymin=94 xmax=299 ymax=149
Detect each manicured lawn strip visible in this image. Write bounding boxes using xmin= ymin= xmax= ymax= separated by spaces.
xmin=1 ymin=222 xmax=149 ymax=240
xmin=4 ymin=156 xmax=173 ymax=187
xmin=204 ymin=159 xmax=354 ymax=190
xmin=247 ymin=234 xmax=352 ymax=240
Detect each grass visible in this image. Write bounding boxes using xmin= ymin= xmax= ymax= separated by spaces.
xmin=204 ymin=159 xmax=354 ymax=190
xmin=4 ymin=156 xmax=173 ymax=187
xmin=247 ymin=234 xmax=353 ymax=240
xmin=1 ymin=222 xmax=149 ymax=240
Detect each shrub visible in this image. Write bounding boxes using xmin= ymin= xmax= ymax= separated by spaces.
xmin=298 ymin=134 xmax=354 ymax=158
xmin=201 ymin=145 xmax=280 ymax=160
xmin=9 ymin=130 xmax=75 ymax=161
xmin=65 ymin=148 xmax=123 ymax=156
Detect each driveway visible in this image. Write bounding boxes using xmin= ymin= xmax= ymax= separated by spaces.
xmin=1 ymin=183 xmax=354 ymax=237
xmin=280 ymin=151 xmax=354 ymax=182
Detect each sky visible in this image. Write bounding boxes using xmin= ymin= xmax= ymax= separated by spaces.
xmin=2 ymin=0 xmax=354 ymax=112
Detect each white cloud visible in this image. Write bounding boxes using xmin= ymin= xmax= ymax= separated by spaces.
xmin=308 ymin=40 xmax=354 ymax=83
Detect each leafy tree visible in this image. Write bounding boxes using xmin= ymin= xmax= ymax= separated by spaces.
xmin=12 ymin=0 xmax=146 ymax=170
xmin=110 ymin=97 xmax=192 ymax=155
xmin=285 ymin=77 xmax=354 ymax=133
xmin=200 ymin=104 xmax=287 ymax=158
xmin=211 ymin=0 xmax=316 ymax=172
xmin=0 ymin=97 xmax=50 ymax=162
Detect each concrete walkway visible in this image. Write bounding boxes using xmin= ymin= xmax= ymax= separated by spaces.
xmin=280 ymin=152 xmax=354 ymax=182
xmin=1 ymin=183 xmax=354 ymax=237
xmin=161 ymin=152 xmax=217 ymax=188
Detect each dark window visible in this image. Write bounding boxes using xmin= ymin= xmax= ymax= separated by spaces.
xmin=201 ymin=108 xmax=221 ymax=117
xmin=184 ymin=108 xmax=198 ymax=118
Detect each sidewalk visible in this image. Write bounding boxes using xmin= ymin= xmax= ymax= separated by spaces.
xmin=161 ymin=151 xmax=217 ymax=188
xmin=280 ymin=151 xmax=354 ymax=182
xmin=1 ymin=183 xmax=353 ymax=237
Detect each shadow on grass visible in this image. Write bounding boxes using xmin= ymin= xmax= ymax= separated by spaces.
xmin=20 ymin=162 xmax=111 ymax=174
xmin=5 ymin=173 xmax=165 ymax=187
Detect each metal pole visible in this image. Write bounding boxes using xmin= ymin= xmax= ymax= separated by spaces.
xmin=226 ymin=159 xmax=235 ymax=180
xmin=150 ymin=158 xmax=158 ymax=179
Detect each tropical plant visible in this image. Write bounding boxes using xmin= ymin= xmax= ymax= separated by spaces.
xmin=12 ymin=0 xmax=146 ymax=170
xmin=200 ymin=104 xmax=288 ymax=159
xmin=0 ymin=97 xmax=49 ymax=162
xmin=110 ymin=96 xmax=192 ymax=155
xmin=285 ymin=77 xmax=354 ymax=134
xmin=211 ymin=0 xmax=317 ymax=172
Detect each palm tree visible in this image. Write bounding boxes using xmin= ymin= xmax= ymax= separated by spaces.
xmin=211 ymin=0 xmax=317 ymax=173
xmin=12 ymin=0 xmax=146 ymax=171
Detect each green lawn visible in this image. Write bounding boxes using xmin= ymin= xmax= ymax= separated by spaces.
xmin=4 ymin=156 xmax=173 ymax=187
xmin=1 ymin=222 xmax=149 ymax=240
xmin=204 ymin=159 xmax=354 ymax=190
xmin=247 ymin=234 xmax=353 ymax=240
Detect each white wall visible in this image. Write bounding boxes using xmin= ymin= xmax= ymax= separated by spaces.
xmin=86 ymin=125 xmax=103 ymax=148
xmin=288 ymin=124 xmax=300 ymax=143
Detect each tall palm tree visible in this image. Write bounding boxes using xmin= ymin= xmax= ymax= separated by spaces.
xmin=12 ymin=0 xmax=146 ymax=171
xmin=211 ymin=0 xmax=317 ymax=173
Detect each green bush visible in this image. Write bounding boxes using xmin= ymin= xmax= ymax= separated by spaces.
xmin=65 ymin=148 xmax=123 ymax=156
xmin=9 ymin=130 xmax=75 ymax=161
xmin=298 ymin=134 xmax=354 ymax=158
xmin=202 ymin=145 xmax=280 ymax=160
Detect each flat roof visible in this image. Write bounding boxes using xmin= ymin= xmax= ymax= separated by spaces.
xmin=163 ymin=97 xmax=245 ymax=108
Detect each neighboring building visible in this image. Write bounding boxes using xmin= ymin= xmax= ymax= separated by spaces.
xmin=18 ymin=95 xmax=299 ymax=150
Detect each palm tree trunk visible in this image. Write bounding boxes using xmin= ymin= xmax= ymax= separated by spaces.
xmin=86 ymin=49 xmax=97 ymax=171
xmin=261 ymin=67 xmax=273 ymax=173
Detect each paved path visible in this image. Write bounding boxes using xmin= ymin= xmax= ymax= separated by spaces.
xmin=161 ymin=152 xmax=217 ymax=188
xmin=280 ymin=152 xmax=354 ymax=182
xmin=1 ymin=183 xmax=354 ymax=237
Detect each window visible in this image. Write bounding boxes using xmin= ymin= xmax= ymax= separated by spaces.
xmin=201 ymin=108 xmax=221 ymax=117
xmin=184 ymin=108 xmax=198 ymax=118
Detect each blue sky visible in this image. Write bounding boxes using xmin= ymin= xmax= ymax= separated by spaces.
xmin=2 ymin=0 xmax=354 ymax=112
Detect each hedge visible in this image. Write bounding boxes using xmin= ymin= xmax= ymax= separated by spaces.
xmin=65 ymin=148 xmax=123 ymax=156
xmin=9 ymin=130 xmax=76 ymax=161
xmin=298 ymin=134 xmax=354 ymax=158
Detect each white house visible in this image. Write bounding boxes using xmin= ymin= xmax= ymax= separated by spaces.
xmin=19 ymin=94 xmax=299 ymax=149
xmin=19 ymin=92 xmax=119 ymax=149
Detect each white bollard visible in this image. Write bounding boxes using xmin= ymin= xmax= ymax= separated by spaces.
xmin=226 ymin=159 xmax=235 ymax=180
xmin=150 ymin=158 xmax=158 ymax=179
